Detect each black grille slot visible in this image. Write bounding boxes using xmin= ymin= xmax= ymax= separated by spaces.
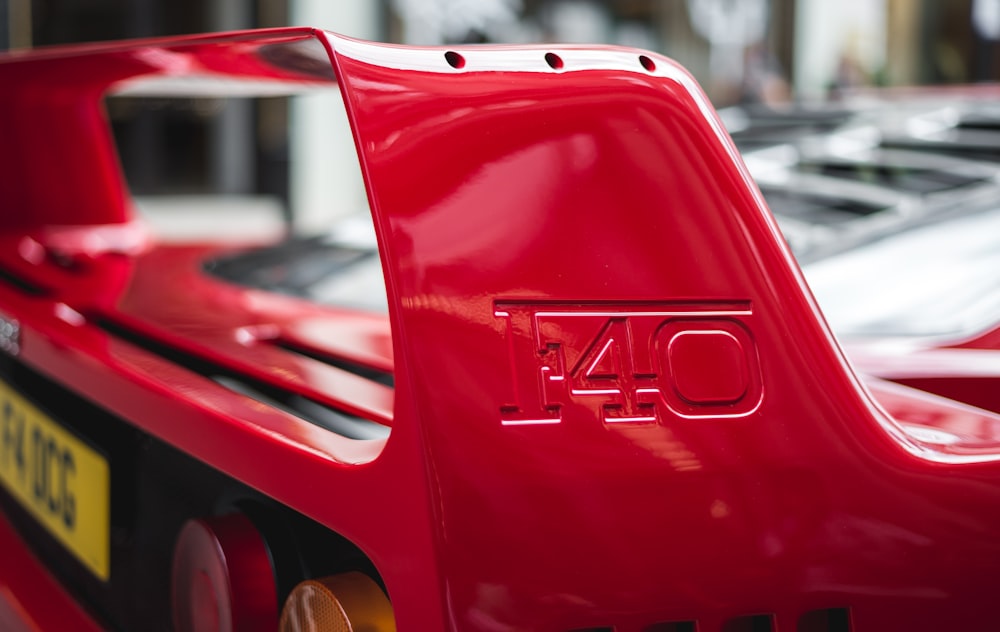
xmin=723 ymin=614 xmax=775 ymax=632
xmin=798 ymin=608 xmax=851 ymax=631
xmin=644 ymin=622 xmax=697 ymax=632
xmin=957 ymin=113 xmax=1000 ymax=131
xmin=212 ymin=376 xmax=388 ymax=440
xmin=545 ymin=608 xmax=851 ymax=631
xmin=0 ymin=264 xmax=48 ymax=296
xmin=271 ymin=337 xmax=394 ymax=388
xmin=760 ymin=187 xmax=888 ymax=225
xmin=728 ymin=106 xmax=853 ymax=150
xmin=95 ymin=317 xmax=389 ymax=440
xmin=796 ymin=160 xmax=986 ymax=194
xmin=206 ymin=238 xmax=373 ymax=295
xmin=881 ymin=138 xmax=1000 ymax=162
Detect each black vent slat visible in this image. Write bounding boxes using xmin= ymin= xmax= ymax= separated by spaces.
xmin=272 ymin=337 xmax=393 ymax=387
xmin=881 ymin=139 xmax=1000 ymax=162
xmin=798 ymin=608 xmax=852 ymax=632
xmin=759 ymin=188 xmax=887 ymax=225
xmin=206 ymin=238 xmax=373 ymax=294
xmin=796 ymin=161 xmax=986 ymax=194
xmin=957 ymin=113 xmax=1000 ymax=131
xmin=644 ymin=622 xmax=697 ymax=632
xmin=723 ymin=614 xmax=775 ymax=632
xmin=213 ymin=376 xmax=388 ymax=440
xmin=0 ymin=264 xmax=48 ymax=296
xmin=95 ymin=317 xmax=388 ymax=440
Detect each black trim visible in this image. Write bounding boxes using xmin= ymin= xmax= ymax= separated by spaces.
xmin=271 ymin=337 xmax=394 ymax=388
xmin=94 ymin=316 xmax=389 ymax=440
xmin=0 ymin=264 xmax=48 ymax=296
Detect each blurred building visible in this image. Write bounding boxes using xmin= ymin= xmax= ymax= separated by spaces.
xmin=1 ymin=0 xmax=998 ymax=229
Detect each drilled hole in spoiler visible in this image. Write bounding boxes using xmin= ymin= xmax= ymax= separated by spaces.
xmin=93 ymin=317 xmax=389 ymax=441
xmin=444 ymin=51 xmax=465 ymax=69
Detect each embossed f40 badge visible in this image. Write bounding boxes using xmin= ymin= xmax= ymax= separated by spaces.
xmin=495 ymin=301 xmax=762 ymax=425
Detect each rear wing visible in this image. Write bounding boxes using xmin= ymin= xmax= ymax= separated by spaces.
xmin=0 ymin=28 xmax=341 ymax=241
xmin=3 ymin=28 xmax=1000 ymax=630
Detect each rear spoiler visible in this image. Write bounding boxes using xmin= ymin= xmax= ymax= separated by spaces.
xmin=4 ymin=28 xmax=1000 ymax=629
xmin=0 ymin=28 xmax=340 ymax=245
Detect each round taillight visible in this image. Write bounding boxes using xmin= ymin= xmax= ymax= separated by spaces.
xmin=171 ymin=514 xmax=279 ymax=632
xmin=279 ymin=572 xmax=395 ymax=632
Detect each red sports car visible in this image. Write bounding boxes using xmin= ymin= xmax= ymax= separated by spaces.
xmin=1 ymin=27 xmax=999 ymax=632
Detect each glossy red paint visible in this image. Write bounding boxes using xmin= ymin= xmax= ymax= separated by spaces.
xmin=0 ymin=27 xmax=999 ymax=631
xmin=0 ymin=512 xmax=103 ymax=632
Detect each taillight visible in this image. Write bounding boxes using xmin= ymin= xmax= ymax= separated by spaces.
xmin=280 ymin=572 xmax=395 ymax=632
xmin=171 ymin=514 xmax=279 ymax=632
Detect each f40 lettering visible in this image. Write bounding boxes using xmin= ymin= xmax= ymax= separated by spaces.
xmin=495 ymin=301 xmax=763 ymax=425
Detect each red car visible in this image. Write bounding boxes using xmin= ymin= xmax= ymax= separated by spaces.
xmin=1 ymin=27 xmax=999 ymax=632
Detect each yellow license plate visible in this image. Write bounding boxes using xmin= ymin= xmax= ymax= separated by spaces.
xmin=0 ymin=379 xmax=109 ymax=581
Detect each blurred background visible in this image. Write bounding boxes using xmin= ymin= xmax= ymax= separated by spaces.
xmin=2 ymin=0 xmax=999 ymax=232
